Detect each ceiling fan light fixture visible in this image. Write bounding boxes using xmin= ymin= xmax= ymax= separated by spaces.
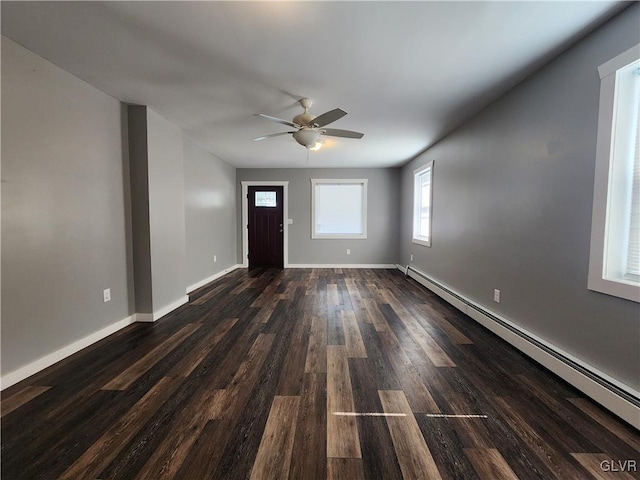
xmin=293 ymin=128 xmax=320 ymax=148
xmin=309 ymin=139 xmax=324 ymax=151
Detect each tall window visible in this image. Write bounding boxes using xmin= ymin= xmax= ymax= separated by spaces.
xmin=588 ymin=45 xmax=640 ymax=302
xmin=413 ymin=161 xmax=433 ymax=247
xmin=627 ymin=86 xmax=640 ymax=277
xmin=311 ymin=179 xmax=367 ymax=239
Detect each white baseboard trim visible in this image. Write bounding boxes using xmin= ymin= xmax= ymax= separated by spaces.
xmin=134 ymin=313 xmax=154 ymax=323
xmin=186 ymin=264 xmax=243 ymax=294
xmin=1 ymin=315 xmax=136 ymax=390
xmin=153 ymin=295 xmax=189 ymax=321
xmin=1 ymin=290 xmax=200 ymax=390
xmin=133 ymin=294 xmax=191 ymax=324
xmin=288 ymin=264 xmax=397 ymax=269
xmin=401 ymin=265 xmax=640 ymax=429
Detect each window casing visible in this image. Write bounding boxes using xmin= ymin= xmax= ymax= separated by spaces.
xmin=413 ymin=161 xmax=434 ymax=247
xmin=588 ymin=45 xmax=640 ymax=303
xmin=311 ymin=179 xmax=368 ymax=239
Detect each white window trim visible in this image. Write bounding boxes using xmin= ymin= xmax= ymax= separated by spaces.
xmin=310 ymin=179 xmax=368 ymax=239
xmin=241 ymin=181 xmax=289 ymax=268
xmin=588 ymin=44 xmax=640 ymax=303
xmin=412 ymin=161 xmax=434 ymax=247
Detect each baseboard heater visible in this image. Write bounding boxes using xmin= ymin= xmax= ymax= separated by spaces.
xmin=404 ymin=265 xmax=640 ymax=411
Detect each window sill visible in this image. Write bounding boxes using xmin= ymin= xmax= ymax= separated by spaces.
xmin=312 ymin=234 xmax=367 ymax=240
xmin=588 ymin=276 xmax=640 ymax=303
xmin=412 ymin=237 xmax=431 ymax=247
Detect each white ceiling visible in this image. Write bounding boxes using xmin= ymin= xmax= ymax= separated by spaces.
xmin=1 ymin=1 xmax=626 ymax=168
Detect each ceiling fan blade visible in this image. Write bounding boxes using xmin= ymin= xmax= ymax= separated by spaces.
xmin=311 ymin=108 xmax=347 ymax=127
xmin=253 ymin=131 xmax=295 ymax=141
xmin=321 ymin=128 xmax=364 ymax=139
xmin=254 ymin=113 xmax=299 ymax=128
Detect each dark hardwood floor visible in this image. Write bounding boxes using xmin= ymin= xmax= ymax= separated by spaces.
xmin=2 ymin=268 xmax=639 ymax=479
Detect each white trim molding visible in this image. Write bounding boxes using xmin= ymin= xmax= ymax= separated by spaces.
xmin=401 ymin=265 xmax=640 ymax=429
xmin=597 ymin=44 xmax=640 ymax=79
xmin=1 ymin=288 xmax=200 ymax=389
xmin=241 ymin=181 xmax=289 ymax=268
xmin=1 ymin=315 xmax=136 ymax=390
xmin=135 ymin=295 xmax=190 ymax=323
xmin=153 ymin=296 xmax=189 ymax=321
xmin=186 ymin=264 xmax=242 ymax=294
xmin=588 ymin=44 xmax=640 ymax=302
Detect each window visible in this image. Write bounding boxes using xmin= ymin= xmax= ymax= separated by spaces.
xmin=255 ymin=191 xmax=276 ymax=207
xmin=413 ymin=161 xmax=434 ymax=247
xmin=588 ymin=45 xmax=640 ymax=303
xmin=311 ymin=179 xmax=367 ymax=239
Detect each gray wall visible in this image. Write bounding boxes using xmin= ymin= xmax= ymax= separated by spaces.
xmin=146 ymin=108 xmax=188 ymax=312
xmin=184 ymin=139 xmax=237 ymax=287
xmin=400 ymin=5 xmax=640 ymax=391
xmin=127 ymin=106 xmax=153 ymax=313
xmin=127 ymin=106 xmax=188 ymax=315
xmin=1 ymin=37 xmax=132 ymax=375
xmin=237 ymin=168 xmax=400 ymax=265
xmin=1 ymin=39 xmax=228 ymax=378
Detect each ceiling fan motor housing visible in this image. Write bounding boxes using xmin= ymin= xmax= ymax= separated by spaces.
xmin=292 ymin=112 xmax=315 ymax=126
xmin=293 ymin=98 xmax=315 ymax=126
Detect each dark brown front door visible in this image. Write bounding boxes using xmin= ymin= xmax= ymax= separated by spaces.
xmin=248 ymin=185 xmax=284 ymax=268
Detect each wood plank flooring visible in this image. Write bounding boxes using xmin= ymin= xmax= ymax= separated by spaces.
xmin=2 ymin=268 xmax=639 ymax=479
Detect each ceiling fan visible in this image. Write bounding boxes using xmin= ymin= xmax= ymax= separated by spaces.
xmin=253 ymin=98 xmax=364 ymax=149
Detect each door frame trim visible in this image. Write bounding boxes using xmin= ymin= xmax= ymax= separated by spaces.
xmin=241 ymin=181 xmax=289 ymax=268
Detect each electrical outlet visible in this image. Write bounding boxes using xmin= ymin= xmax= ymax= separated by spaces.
xmin=103 ymin=288 xmax=111 ymax=303
xmin=214 ymin=255 xmax=217 ymax=262
xmin=493 ymin=289 xmax=501 ymax=303
xmin=410 ymin=254 xmax=414 ymax=261
xmin=346 ymin=249 xmax=351 ymax=255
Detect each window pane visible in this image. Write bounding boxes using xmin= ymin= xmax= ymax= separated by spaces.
xmin=315 ymin=183 xmax=364 ymax=235
xmin=626 ymin=86 xmax=640 ymax=276
xmin=255 ymin=191 xmax=276 ymax=207
xmin=603 ymin=60 xmax=640 ymax=282
xmin=414 ymin=167 xmax=431 ymax=240
xmin=420 ymin=212 xmax=430 ymax=236
xmin=421 ymin=178 xmax=430 ymax=210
